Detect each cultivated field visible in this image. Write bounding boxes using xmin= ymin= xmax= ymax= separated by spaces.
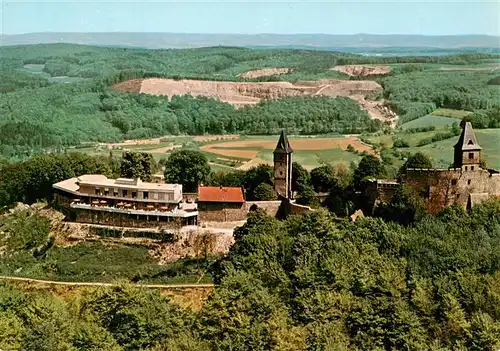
xmin=74 ymin=134 xmax=374 ymax=170
xmin=201 ymin=136 xmax=374 ymax=170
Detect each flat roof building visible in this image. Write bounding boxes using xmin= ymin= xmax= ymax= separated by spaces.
xmin=53 ymin=175 xmax=197 ymax=228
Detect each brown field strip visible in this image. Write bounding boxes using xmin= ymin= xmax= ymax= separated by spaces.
xmin=200 ymin=145 xmax=258 ymax=159
xmin=238 ymin=158 xmax=273 ymax=170
xmin=193 ymin=134 xmax=240 ymax=142
xmin=149 ymin=145 xmax=182 ymax=153
xmin=202 ymin=137 xmax=373 ymax=153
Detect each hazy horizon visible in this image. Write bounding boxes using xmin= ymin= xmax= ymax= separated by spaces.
xmin=1 ymin=1 xmax=498 ymax=36
xmin=3 ymin=32 xmax=499 ymax=37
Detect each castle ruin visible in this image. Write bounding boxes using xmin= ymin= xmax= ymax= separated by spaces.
xmin=401 ymin=121 xmax=500 ymax=213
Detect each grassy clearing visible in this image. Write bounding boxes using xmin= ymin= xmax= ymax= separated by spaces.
xmin=401 ymin=114 xmax=461 ymax=130
xmin=431 ymin=108 xmax=473 ymax=119
xmin=0 ymin=241 xmax=214 ymax=284
xmin=364 ymin=127 xmax=452 ymax=148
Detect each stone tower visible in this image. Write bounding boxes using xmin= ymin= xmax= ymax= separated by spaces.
xmin=453 ymin=120 xmax=482 ymax=169
xmin=273 ymin=130 xmax=293 ymax=199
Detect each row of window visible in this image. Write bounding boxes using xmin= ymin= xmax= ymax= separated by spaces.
xmin=94 ymin=188 xmax=174 ymax=201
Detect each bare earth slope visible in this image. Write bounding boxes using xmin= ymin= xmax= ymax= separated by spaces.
xmin=332 ymin=65 xmax=392 ymax=77
xmin=113 ymin=78 xmax=397 ymax=125
xmin=238 ymin=68 xmax=293 ymax=79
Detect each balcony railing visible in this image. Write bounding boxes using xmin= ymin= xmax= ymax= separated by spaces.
xmin=70 ymin=202 xmax=198 ymax=218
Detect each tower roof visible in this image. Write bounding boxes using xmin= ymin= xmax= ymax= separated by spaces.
xmin=274 ymin=130 xmax=293 ymax=154
xmin=454 ymin=121 xmax=482 ymax=151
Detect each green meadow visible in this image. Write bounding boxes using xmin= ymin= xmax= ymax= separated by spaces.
xmin=403 ymin=129 xmax=500 ymax=169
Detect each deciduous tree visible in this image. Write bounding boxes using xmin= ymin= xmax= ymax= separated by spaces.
xmin=163 ymin=150 xmax=211 ymax=192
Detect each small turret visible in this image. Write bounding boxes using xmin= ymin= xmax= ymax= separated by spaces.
xmin=453 ymin=120 xmax=482 ymax=169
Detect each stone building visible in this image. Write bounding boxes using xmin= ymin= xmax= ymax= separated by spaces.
xmin=52 ymin=131 xmax=313 ymax=228
xmin=400 ymin=121 xmax=500 ymax=213
xmin=197 ymin=186 xmax=246 ymax=222
xmin=363 ymin=179 xmax=400 ymax=214
xmin=274 ymin=130 xmax=293 ymax=199
xmin=53 ymin=175 xmax=198 ymax=228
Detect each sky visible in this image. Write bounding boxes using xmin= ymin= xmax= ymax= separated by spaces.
xmin=1 ymin=0 xmax=499 ymax=36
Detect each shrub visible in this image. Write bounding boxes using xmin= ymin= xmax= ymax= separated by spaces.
xmin=393 ymin=139 xmax=409 ymax=148
xmin=253 ymin=183 xmax=278 ymax=201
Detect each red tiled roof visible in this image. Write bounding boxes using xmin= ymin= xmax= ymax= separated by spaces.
xmin=198 ymin=186 xmax=245 ymax=203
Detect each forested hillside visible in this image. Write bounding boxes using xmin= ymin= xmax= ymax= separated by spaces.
xmin=1 ymin=44 xmax=499 ymax=160
xmin=1 ymin=201 xmax=499 ymax=350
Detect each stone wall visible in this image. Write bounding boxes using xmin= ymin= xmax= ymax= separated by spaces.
xmin=402 ymin=167 xmax=500 ymax=213
xmin=246 ymin=201 xmax=283 ymax=217
xmin=198 ymin=202 xmax=247 ymax=222
xmin=287 ymin=200 xmax=313 ymax=216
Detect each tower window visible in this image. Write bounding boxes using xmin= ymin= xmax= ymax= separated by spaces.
xmin=467 ymin=179 xmax=471 ymax=185
xmin=451 ymin=179 xmax=457 ymax=185
xmin=468 ymin=139 xmax=474 ymax=145
xmin=471 ymin=166 xmax=474 ymax=171
xmin=468 ymin=153 xmax=474 ymax=159
xmin=280 ymin=171 xmax=283 ymax=176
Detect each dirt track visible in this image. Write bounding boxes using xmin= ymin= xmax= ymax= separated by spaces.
xmin=0 ymin=275 xmax=214 ymax=289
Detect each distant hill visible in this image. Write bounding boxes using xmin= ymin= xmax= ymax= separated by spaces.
xmin=1 ymin=32 xmax=499 ymax=50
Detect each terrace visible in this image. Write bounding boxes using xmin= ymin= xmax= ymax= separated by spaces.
xmin=70 ymin=201 xmax=198 ymax=219
xmin=53 ymin=175 xmax=184 ymax=204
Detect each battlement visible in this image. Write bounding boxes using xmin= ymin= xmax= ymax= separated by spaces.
xmin=407 ymin=168 xmax=451 ymax=172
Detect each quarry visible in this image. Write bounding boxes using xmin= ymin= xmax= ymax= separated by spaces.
xmin=112 ymin=77 xmax=397 ymax=125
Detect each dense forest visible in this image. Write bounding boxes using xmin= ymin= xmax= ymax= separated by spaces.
xmin=1 ymin=138 xmax=500 ymax=349
xmin=380 ymin=71 xmax=500 ymax=124
xmin=1 ymin=44 xmax=499 ymax=160
xmin=1 ymin=200 xmax=499 ymax=350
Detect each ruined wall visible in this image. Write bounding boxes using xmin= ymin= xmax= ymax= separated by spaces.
xmin=378 ymin=184 xmax=399 ymax=203
xmin=287 ymin=201 xmax=313 ymax=216
xmin=246 ymin=201 xmax=283 ymax=217
xmin=198 ymin=202 xmax=247 ymax=222
xmin=403 ymin=167 xmax=500 ymax=213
